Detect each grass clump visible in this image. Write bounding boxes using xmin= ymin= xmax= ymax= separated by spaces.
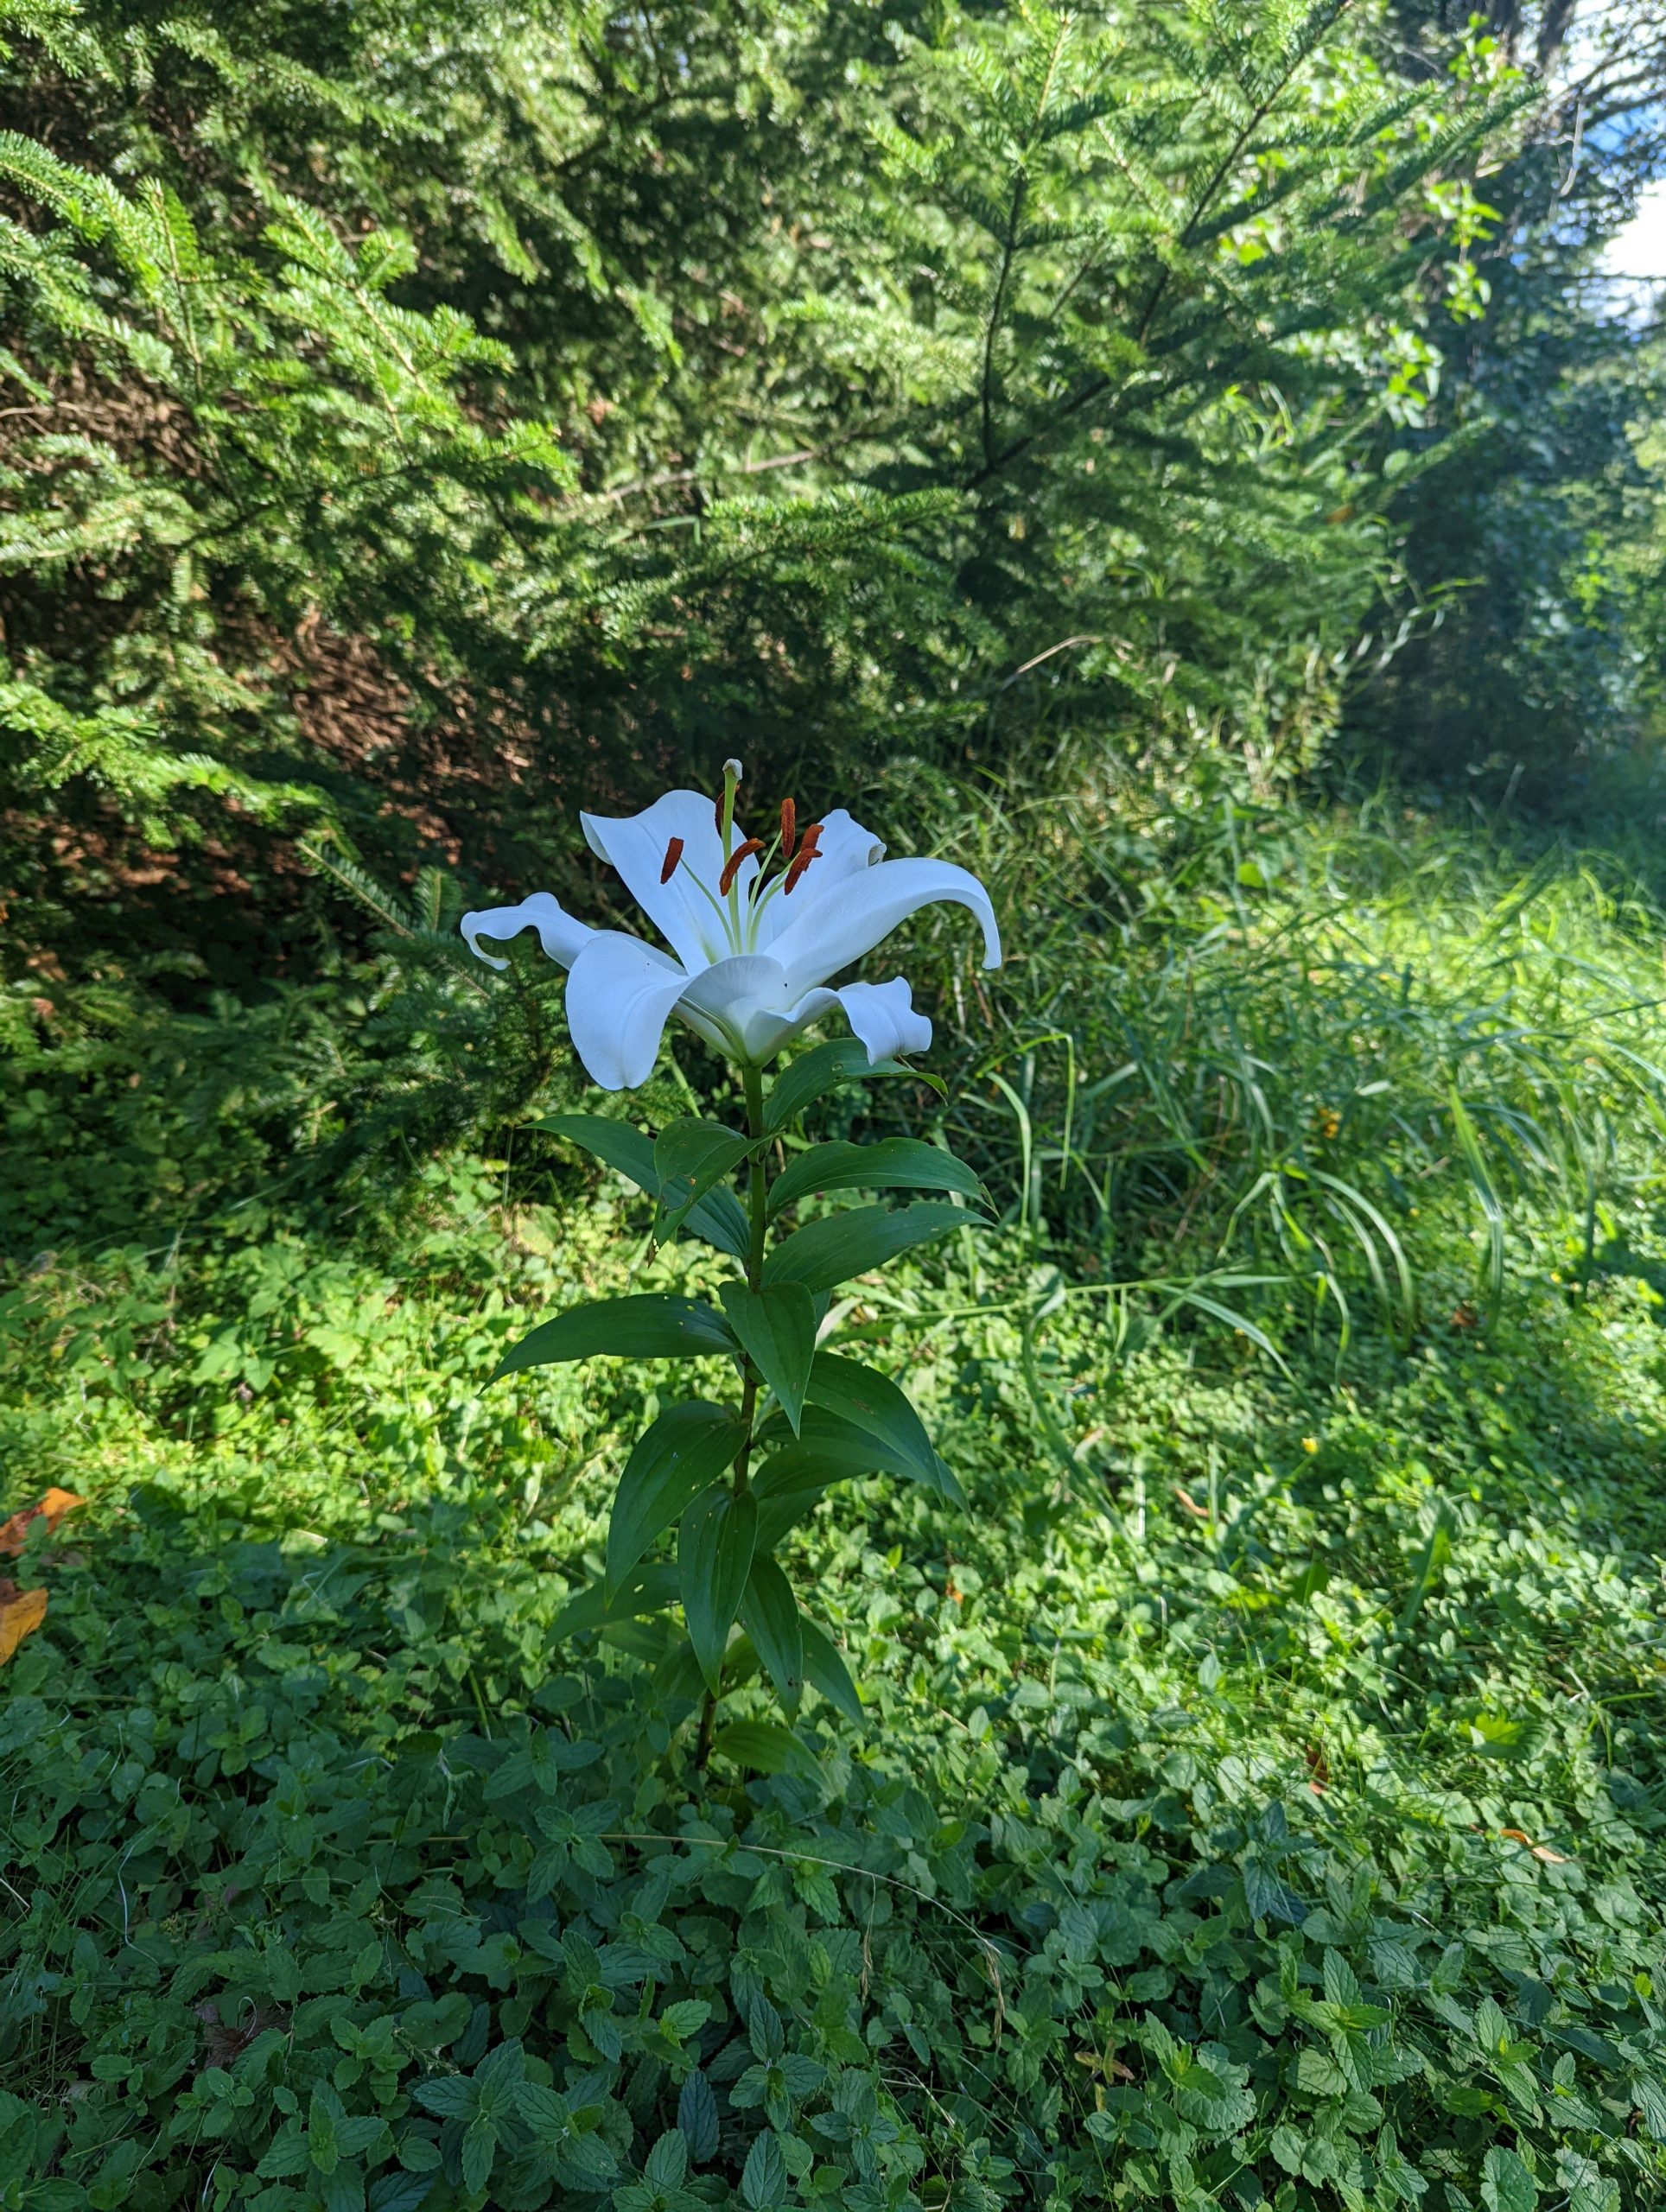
xmin=3 ymin=797 xmax=1665 ymax=2209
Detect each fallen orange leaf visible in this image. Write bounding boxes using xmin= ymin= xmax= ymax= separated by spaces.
xmin=0 ymin=1486 xmax=85 ymax=1556
xmin=0 ymin=1581 xmax=48 ymax=1664
xmin=1173 ymin=1485 xmax=1210 ymax=1520
xmin=1500 ymin=1826 xmax=1571 ymax=1865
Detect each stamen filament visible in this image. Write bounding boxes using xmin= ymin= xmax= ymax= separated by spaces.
xmin=681 ymin=861 xmax=741 ymax=956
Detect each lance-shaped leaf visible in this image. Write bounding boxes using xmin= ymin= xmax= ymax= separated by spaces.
xmin=709 ymin=1719 xmax=818 ymax=1779
xmin=551 ymin=1562 xmax=680 ymax=1639
xmin=718 ymin=1281 xmax=817 ymax=1433
xmin=804 ymin=1351 xmax=962 ymax=1501
xmin=767 ymin=1137 xmax=989 ymax=1219
xmin=799 ymin=1614 xmax=862 ymax=1724
xmin=679 ymin=1485 xmax=757 ymax=1694
xmin=751 ymin=1408 xmax=961 ymax=1551
xmin=739 ymin=1554 xmax=804 ymax=1708
xmin=607 ymin=1402 xmax=748 ymax=1595
xmin=763 ymin=1201 xmax=971 ymax=1295
xmin=535 ymin=1113 xmax=749 ymax=1259
xmin=493 ymin=1294 xmax=734 ymax=1379
xmin=653 ymin=1117 xmax=757 ymax=1243
xmin=751 ymin=1446 xmax=843 ymax=1552
xmin=762 ymin=1037 xmax=916 ymax=1135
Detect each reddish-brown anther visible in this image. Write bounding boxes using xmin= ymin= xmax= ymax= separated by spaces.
xmin=780 ymin=797 xmax=797 ymax=859
xmin=718 ymin=837 xmax=764 ymax=896
xmin=659 ymin=836 xmax=684 ymax=885
xmin=783 ymin=821 xmax=824 ymax=893
xmin=714 ymin=789 xmax=726 ymax=833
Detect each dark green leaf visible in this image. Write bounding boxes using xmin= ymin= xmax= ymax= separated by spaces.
xmin=754 ymin=1402 xmax=963 ymax=1529
xmin=751 ymin=1447 xmax=840 ymax=1552
xmin=763 ymin=1201 xmax=971 ymax=1295
xmin=719 ymin=1281 xmax=817 ymax=1433
xmin=677 ymin=2070 xmax=720 ymax=2164
xmin=804 ymin=1351 xmax=959 ymax=1501
xmin=607 ymin=1402 xmax=747 ymax=1594
xmin=762 ymin=1038 xmax=914 ymax=1134
xmin=739 ymin=1554 xmax=804 ymax=1707
xmin=535 ymin=1112 xmax=749 ymax=1259
xmin=645 ymin=2130 xmax=688 ymax=2190
xmin=493 ymin=1294 xmax=734 ymax=1379
xmin=551 ymin=1562 xmax=679 ymax=1639
xmin=653 ymin=1117 xmax=756 ymax=1242
xmin=767 ymin=1136 xmax=989 ymax=1218
xmin=799 ymin=1615 xmax=863 ymax=1723
xmin=369 ymin=2170 xmax=436 ymax=2212
xmin=461 ymin=2113 xmax=497 ymax=2196
xmin=679 ymin=1486 xmax=757 ymax=1694
xmin=411 ymin=2075 xmax=473 ymax=2120
xmin=712 ymin=1721 xmax=817 ymax=1783
xmin=653 ymin=1634 xmax=706 ymax=1707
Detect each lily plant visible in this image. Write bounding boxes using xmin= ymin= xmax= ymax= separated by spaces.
xmin=463 ymin=763 xmax=1002 ymax=1769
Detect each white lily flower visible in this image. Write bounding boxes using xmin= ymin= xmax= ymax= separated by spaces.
xmin=459 ymin=784 xmax=1002 ymax=1090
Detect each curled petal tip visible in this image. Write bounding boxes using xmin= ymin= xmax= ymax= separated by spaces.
xmin=457 ymin=890 xmax=593 ymax=971
xmin=459 ymin=912 xmax=510 ymax=970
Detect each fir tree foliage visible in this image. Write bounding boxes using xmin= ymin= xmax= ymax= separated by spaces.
xmin=0 ymin=0 xmax=1532 ymax=1197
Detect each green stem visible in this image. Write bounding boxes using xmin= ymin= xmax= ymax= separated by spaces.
xmin=695 ymin=1060 xmax=770 ymax=1769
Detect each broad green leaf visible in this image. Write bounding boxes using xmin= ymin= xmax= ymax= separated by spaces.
xmin=607 ymin=1402 xmax=747 ymax=1594
xmin=718 ymin=1281 xmax=817 ymax=1433
xmin=551 ymin=1562 xmax=679 ymax=1638
xmin=763 ymin=1201 xmax=971 ymax=1295
xmin=677 ymin=2070 xmax=720 ymax=2164
xmin=767 ymin=1136 xmax=989 ymax=1218
xmin=461 ymin=2113 xmax=497 ymax=2196
xmin=653 ymin=1117 xmax=756 ymax=1243
xmin=754 ymin=1404 xmax=963 ymax=1529
xmin=762 ymin=1038 xmax=914 ymax=1134
xmin=679 ymin=1485 xmax=757 ymax=1693
xmin=799 ymin=1613 xmax=862 ymax=1723
xmin=493 ymin=1294 xmax=734 ymax=1378
xmin=1481 ymin=2147 xmax=1538 ymax=2212
xmin=751 ymin=1447 xmax=841 ymax=1551
xmin=739 ymin=1554 xmax=804 ymax=1707
xmin=645 ymin=2130 xmax=688 ymax=2190
xmin=711 ymin=1720 xmax=817 ymax=1783
xmin=804 ymin=1351 xmax=960 ymax=1501
xmin=653 ymin=1635 xmax=706 ymax=1707
xmin=535 ymin=1112 xmax=749 ymax=1259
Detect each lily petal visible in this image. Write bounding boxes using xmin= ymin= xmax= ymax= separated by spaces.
xmin=680 ymin=954 xmax=804 ymax=1061
xmin=753 ymin=808 xmax=885 ymax=947
xmin=768 ymin=857 xmax=1002 ymax=998
xmin=582 ymin=790 xmax=758 ymax=972
xmin=835 ymin=977 xmax=932 ymax=1063
xmin=461 ymin=891 xmax=592 ymax=972
xmin=563 ymin=931 xmax=691 ymax=1090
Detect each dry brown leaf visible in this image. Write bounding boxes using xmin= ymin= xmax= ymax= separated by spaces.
xmin=0 ymin=1486 xmax=86 ymax=1556
xmin=1173 ymin=1485 xmax=1210 ymax=1520
xmin=1305 ymin=1743 xmax=1331 ymax=1793
xmin=1072 ymin=2049 xmax=1135 ymax=2082
xmin=0 ymin=1583 xmax=48 ymax=1664
xmin=1499 ymin=1826 xmax=1571 ymax=1864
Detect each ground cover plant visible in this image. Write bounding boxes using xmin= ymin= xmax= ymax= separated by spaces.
xmin=3 ymin=798 xmax=1664 ymax=2209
